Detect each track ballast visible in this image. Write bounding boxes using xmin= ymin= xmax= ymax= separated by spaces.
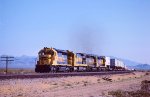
xmin=0 ymin=71 xmax=132 ymax=80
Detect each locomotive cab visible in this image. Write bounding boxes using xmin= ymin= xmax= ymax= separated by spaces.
xmin=35 ymin=47 xmax=75 ymax=72
xmin=53 ymin=48 xmax=74 ymax=72
xmin=35 ymin=47 xmax=56 ymax=72
xmin=74 ymin=53 xmax=87 ymax=71
xmin=86 ymin=54 xmax=98 ymax=71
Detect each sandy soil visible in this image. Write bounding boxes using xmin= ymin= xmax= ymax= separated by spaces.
xmin=0 ymin=68 xmax=34 ymax=74
xmin=0 ymin=71 xmax=149 ymax=97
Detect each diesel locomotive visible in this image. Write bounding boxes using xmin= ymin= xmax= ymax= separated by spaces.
xmin=35 ymin=47 xmax=126 ymax=73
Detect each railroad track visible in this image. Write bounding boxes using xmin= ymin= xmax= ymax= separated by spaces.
xmin=0 ymin=71 xmax=132 ymax=80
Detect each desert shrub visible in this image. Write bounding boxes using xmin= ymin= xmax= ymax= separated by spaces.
xmin=109 ymin=90 xmax=150 ymax=97
xmin=128 ymin=90 xmax=150 ymax=97
xmin=17 ymin=93 xmax=23 ymax=96
xmin=117 ymin=78 xmax=120 ymax=80
xmin=108 ymin=80 xmax=150 ymax=97
xmin=145 ymin=72 xmax=149 ymax=76
xmin=97 ymin=79 xmax=101 ymax=83
xmin=75 ymin=82 xmax=80 ymax=85
xmin=82 ymin=81 xmax=88 ymax=83
xmin=102 ymin=77 xmax=112 ymax=82
xmin=82 ymin=81 xmax=88 ymax=86
xmin=108 ymin=90 xmax=128 ymax=97
xmin=66 ymin=83 xmax=71 ymax=86
xmin=89 ymin=96 xmax=94 ymax=97
xmin=83 ymin=83 xmax=87 ymax=86
xmin=97 ymin=79 xmax=100 ymax=81
xmin=52 ymin=83 xmax=58 ymax=85
xmin=141 ymin=80 xmax=150 ymax=92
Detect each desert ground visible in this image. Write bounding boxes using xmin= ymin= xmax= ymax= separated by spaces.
xmin=0 ymin=68 xmax=35 ymax=74
xmin=0 ymin=71 xmax=150 ymax=97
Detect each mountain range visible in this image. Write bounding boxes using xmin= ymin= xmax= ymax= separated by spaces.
xmin=0 ymin=55 xmax=36 ymax=69
xmin=0 ymin=55 xmax=150 ymax=70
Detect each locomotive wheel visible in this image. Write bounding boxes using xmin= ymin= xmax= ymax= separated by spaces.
xmin=65 ymin=67 xmax=69 ymax=72
xmin=51 ymin=66 xmax=56 ymax=73
xmin=70 ymin=67 xmax=74 ymax=72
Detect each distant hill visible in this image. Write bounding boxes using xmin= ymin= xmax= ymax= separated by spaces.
xmin=0 ymin=55 xmax=150 ymax=70
xmin=132 ymin=64 xmax=150 ymax=70
xmin=0 ymin=55 xmax=36 ymax=69
xmin=121 ymin=59 xmax=140 ymax=66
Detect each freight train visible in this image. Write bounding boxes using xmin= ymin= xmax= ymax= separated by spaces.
xmin=35 ymin=47 xmax=127 ymax=73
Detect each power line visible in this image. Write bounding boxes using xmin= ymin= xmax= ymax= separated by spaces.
xmin=1 ymin=56 xmax=14 ymax=74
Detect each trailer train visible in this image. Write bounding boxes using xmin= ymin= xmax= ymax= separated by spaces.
xmin=35 ymin=47 xmax=127 ymax=73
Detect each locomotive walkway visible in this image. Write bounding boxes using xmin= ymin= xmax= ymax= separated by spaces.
xmin=0 ymin=71 xmax=132 ymax=80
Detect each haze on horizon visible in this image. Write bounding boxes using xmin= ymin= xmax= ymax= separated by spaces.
xmin=0 ymin=0 xmax=150 ymax=64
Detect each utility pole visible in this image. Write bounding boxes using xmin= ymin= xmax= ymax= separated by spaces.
xmin=1 ymin=56 xmax=14 ymax=74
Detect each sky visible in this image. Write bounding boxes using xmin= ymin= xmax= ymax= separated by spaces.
xmin=0 ymin=0 xmax=150 ymax=64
